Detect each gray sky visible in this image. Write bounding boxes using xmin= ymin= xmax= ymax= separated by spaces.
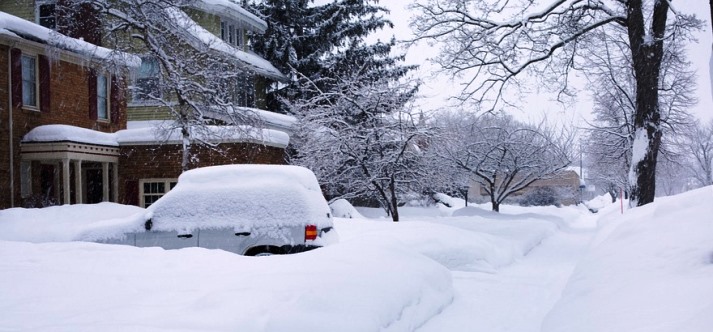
xmin=375 ymin=0 xmax=713 ymax=124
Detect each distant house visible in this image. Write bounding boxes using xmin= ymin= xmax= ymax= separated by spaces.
xmin=0 ymin=1 xmax=293 ymax=209
xmin=467 ymin=170 xmax=582 ymax=206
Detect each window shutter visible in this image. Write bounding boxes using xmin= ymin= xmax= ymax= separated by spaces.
xmin=39 ymin=55 xmax=51 ymax=113
xmin=110 ymin=75 xmax=124 ymax=124
xmin=123 ymin=180 xmax=139 ymax=206
xmin=10 ymin=48 xmax=22 ymax=108
xmin=88 ymin=69 xmax=97 ymax=120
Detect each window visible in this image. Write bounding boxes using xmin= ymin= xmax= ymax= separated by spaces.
xmin=21 ymin=55 xmax=38 ymax=108
xmin=36 ymin=1 xmax=57 ymax=30
xmin=132 ymin=57 xmax=161 ymax=103
xmin=220 ymin=19 xmax=243 ymax=48
xmin=97 ymin=74 xmax=109 ymax=120
xmin=140 ymin=179 xmax=177 ymax=208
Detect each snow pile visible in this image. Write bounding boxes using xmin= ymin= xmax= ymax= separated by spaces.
xmin=148 ymin=165 xmax=332 ymax=233
xmin=0 ymin=238 xmax=452 ymax=332
xmin=0 ymin=203 xmax=145 ymax=242
xmin=336 ymin=218 xmax=522 ymax=272
xmin=452 ymin=205 xmax=495 ymax=217
xmin=329 ymin=199 xmax=364 ymax=219
xmin=542 ymin=186 xmax=713 ymax=332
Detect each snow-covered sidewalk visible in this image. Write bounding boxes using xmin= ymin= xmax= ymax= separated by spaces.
xmin=417 ymin=229 xmax=595 ymax=332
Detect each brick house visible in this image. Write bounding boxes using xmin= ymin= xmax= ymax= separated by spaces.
xmin=0 ymin=1 xmax=293 ymax=209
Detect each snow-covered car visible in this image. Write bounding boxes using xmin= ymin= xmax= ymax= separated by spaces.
xmin=103 ymin=165 xmax=336 ymax=255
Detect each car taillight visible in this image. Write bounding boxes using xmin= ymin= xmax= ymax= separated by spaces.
xmin=305 ymin=225 xmax=318 ymax=241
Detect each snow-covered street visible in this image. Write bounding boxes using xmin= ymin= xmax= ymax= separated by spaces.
xmin=1 ymin=187 xmax=712 ymax=331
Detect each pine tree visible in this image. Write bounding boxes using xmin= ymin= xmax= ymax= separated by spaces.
xmin=250 ymin=0 xmax=414 ymax=113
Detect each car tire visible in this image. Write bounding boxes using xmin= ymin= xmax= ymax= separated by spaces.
xmin=245 ymin=245 xmax=283 ymax=256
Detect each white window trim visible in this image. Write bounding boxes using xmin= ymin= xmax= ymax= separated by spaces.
xmin=139 ymin=178 xmax=177 ymax=208
xmin=130 ymin=57 xmax=163 ymax=106
xmin=220 ymin=18 xmax=244 ymax=49
xmin=21 ymin=53 xmax=40 ymax=111
xmin=97 ymin=73 xmax=111 ymax=121
xmin=35 ymin=0 xmax=58 ymax=30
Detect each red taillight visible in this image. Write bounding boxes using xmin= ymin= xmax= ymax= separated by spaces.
xmin=305 ymin=225 xmax=318 ymax=241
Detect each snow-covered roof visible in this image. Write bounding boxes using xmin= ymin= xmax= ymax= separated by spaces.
xmin=22 ymin=124 xmax=119 ymax=146
xmin=201 ymin=106 xmax=297 ymax=132
xmin=167 ymin=8 xmax=286 ymax=81
xmin=147 ymin=165 xmax=332 ymax=233
xmin=190 ymin=0 xmax=268 ymax=33
xmin=0 ymin=12 xmax=140 ymax=68
xmin=116 ymin=125 xmax=289 ymax=147
xmin=22 ymin=124 xmax=290 ymax=148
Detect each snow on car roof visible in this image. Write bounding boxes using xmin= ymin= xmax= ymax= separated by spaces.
xmin=147 ymin=165 xmax=332 ymax=232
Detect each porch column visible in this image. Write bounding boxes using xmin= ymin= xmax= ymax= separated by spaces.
xmin=112 ymin=163 xmax=119 ymax=203
xmin=102 ymin=162 xmax=110 ymax=202
xmin=62 ymin=159 xmax=70 ymax=204
xmin=74 ymin=160 xmax=83 ymax=204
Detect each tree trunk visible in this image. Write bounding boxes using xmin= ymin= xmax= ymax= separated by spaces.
xmin=491 ymin=200 xmax=500 ymax=213
xmin=626 ymin=0 xmax=668 ymax=207
xmin=389 ymin=178 xmax=400 ymax=222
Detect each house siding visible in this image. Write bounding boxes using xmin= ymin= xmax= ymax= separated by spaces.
xmin=0 ymin=0 xmax=35 ymax=22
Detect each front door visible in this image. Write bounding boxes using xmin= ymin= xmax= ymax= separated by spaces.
xmin=85 ymin=167 xmax=103 ymax=204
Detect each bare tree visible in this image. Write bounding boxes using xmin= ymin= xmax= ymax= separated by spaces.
xmin=288 ymin=66 xmax=429 ymax=222
xmin=64 ymin=0 xmax=267 ymax=171
xmin=676 ymin=119 xmax=713 ymax=187
xmin=411 ymin=0 xmax=703 ymax=206
xmin=434 ymin=113 xmax=571 ymax=212
xmin=581 ymin=22 xmax=696 ymax=202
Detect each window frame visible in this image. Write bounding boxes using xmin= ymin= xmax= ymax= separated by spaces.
xmin=130 ymin=57 xmax=163 ymax=105
xmin=139 ymin=178 xmax=177 ymax=208
xmin=21 ymin=54 xmax=39 ymax=110
xmin=96 ymin=73 xmax=110 ymax=121
xmin=35 ymin=0 xmax=58 ymax=30
xmin=220 ymin=18 xmax=244 ymax=49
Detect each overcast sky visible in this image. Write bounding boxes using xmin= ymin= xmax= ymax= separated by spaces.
xmin=374 ymin=0 xmax=713 ymax=125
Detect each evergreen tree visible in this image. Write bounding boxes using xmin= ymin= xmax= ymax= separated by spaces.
xmin=250 ymin=0 xmax=413 ymax=113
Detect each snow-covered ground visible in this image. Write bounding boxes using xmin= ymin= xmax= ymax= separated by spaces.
xmin=1 ymin=187 xmax=712 ymax=331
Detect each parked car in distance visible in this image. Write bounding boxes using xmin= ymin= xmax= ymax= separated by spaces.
xmin=102 ymin=165 xmax=337 ymax=255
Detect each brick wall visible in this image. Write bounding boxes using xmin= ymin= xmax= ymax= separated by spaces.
xmin=118 ymin=143 xmax=286 ymax=206
xmin=0 ymin=43 xmax=128 ymax=209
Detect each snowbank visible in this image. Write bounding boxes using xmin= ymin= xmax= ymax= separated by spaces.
xmin=542 ymin=186 xmax=713 ymax=332
xmin=0 ymin=238 xmax=452 ymax=332
xmin=329 ymin=199 xmax=364 ymax=219
xmin=0 ymin=203 xmax=145 ymax=242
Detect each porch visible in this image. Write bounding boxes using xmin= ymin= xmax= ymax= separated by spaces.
xmin=20 ymin=141 xmax=119 ymax=206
